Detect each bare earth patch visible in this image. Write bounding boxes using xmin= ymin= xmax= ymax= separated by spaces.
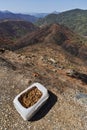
xmin=0 ymin=45 xmax=87 ymax=130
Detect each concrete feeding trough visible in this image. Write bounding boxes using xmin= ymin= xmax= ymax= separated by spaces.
xmin=13 ymin=82 xmax=49 ymax=121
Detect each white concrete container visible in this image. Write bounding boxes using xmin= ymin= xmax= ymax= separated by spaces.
xmin=13 ymin=82 xmax=49 ymax=121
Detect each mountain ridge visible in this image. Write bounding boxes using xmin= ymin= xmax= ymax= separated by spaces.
xmin=10 ymin=23 xmax=87 ymax=61
xmin=0 ymin=10 xmax=38 ymax=22
xmin=36 ymin=9 xmax=87 ymax=36
xmin=0 ymin=20 xmax=87 ymax=61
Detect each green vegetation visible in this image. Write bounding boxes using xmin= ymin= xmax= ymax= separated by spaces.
xmin=36 ymin=9 xmax=87 ymax=36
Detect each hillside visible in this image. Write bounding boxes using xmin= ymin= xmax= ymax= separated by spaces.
xmin=0 ymin=20 xmax=38 ymax=49
xmin=0 ymin=10 xmax=38 ymax=22
xmin=36 ymin=9 xmax=87 ymax=36
xmin=0 ymin=35 xmax=87 ymax=130
xmin=10 ymin=23 xmax=87 ymax=61
xmin=0 ymin=23 xmax=86 ymax=60
xmin=0 ymin=19 xmax=87 ymax=130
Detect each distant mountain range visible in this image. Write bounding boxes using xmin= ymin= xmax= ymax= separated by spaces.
xmin=28 ymin=13 xmax=49 ymax=18
xmin=0 ymin=10 xmax=59 ymax=22
xmin=0 ymin=10 xmax=38 ymax=22
xmin=29 ymin=11 xmax=59 ymax=18
xmin=36 ymin=9 xmax=87 ymax=36
xmin=0 ymin=9 xmax=87 ymax=36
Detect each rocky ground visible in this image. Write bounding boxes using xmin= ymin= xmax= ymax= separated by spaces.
xmin=0 ymin=43 xmax=87 ymax=130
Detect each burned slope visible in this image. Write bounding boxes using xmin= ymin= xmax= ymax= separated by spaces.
xmin=13 ymin=23 xmax=87 ymax=61
xmin=0 ymin=20 xmax=38 ymax=49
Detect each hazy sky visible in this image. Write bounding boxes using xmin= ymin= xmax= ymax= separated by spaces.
xmin=0 ymin=0 xmax=87 ymax=13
